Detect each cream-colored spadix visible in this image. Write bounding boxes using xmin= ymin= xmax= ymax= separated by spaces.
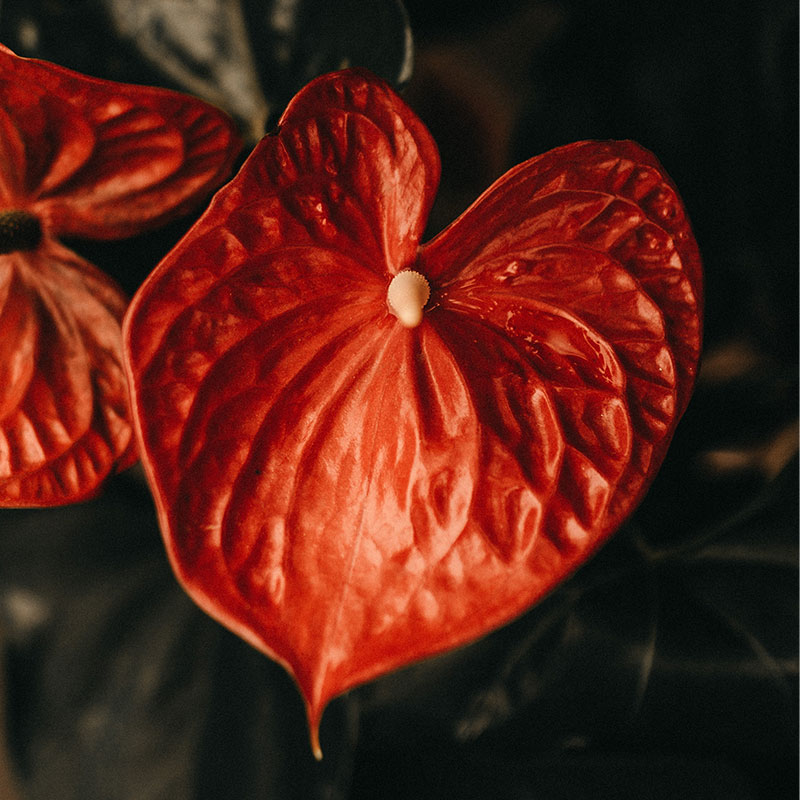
xmin=386 ymin=269 xmax=430 ymax=328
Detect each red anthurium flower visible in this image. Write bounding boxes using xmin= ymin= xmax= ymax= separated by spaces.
xmin=0 ymin=44 xmax=241 ymax=506
xmin=123 ymin=69 xmax=702 ymax=756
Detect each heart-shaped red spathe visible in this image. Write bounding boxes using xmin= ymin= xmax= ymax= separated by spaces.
xmin=0 ymin=44 xmax=241 ymax=506
xmin=123 ymin=69 xmax=702 ymax=755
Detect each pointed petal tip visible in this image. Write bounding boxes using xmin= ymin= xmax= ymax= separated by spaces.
xmin=311 ymin=734 xmax=323 ymax=762
xmin=307 ymin=716 xmax=324 ymax=761
xmin=305 ymin=695 xmax=325 ymax=761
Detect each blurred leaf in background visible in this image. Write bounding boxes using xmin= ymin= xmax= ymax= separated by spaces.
xmin=0 ymin=0 xmax=413 ymax=142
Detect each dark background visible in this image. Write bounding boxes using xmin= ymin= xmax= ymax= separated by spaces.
xmin=0 ymin=1 xmax=797 ymax=798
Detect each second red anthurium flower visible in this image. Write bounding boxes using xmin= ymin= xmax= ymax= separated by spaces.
xmin=0 ymin=44 xmax=241 ymax=507
xmin=123 ymin=69 xmax=703 ymax=756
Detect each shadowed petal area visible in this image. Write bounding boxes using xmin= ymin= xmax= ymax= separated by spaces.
xmin=422 ymin=140 xmax=701 ymax=535
xmin=429 ymin=298 xmax=629 ymax=558
xmin=0 ymin=43 xmax=241 ymax=239
xmin=0 ymin=240 xmax=134 ymax=506
xmin=0 ymin=44 xmax=242 ymax=506
xmin=423 ymin=140 xmax=701 ymax=415
xmin=0 ymin=76 xmax=93 ymax=205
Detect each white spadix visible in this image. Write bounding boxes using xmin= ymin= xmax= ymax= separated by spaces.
xmin=386 ymin=269 xmax=430 ymax=328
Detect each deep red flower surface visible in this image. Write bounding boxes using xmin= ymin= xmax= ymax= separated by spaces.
xmin=0 ymin=44 xmax=241 ymax=507
xmin=123 ymin=69 xmax=703 ymax=755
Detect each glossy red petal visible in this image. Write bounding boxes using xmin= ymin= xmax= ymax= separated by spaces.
xmin=0 ymin=44 xmax=241 ymax=239
xmin=423 ymin=141 xmax=702 ymax=413
xmin=0 ymin=238 xmax=135 ymax=506
xmin=421 ymin=141 xmax=702 ymax=530
xmin=273 ymin=67 xmax=440 ymax=273
xmin=124 ymin=70 xmax=440 ymax=745
xmin=123 ymin=71 xmax=702 ymax=754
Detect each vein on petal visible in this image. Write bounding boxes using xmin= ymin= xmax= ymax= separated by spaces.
xmin=175 ymin=289 xmax=377 ymax=469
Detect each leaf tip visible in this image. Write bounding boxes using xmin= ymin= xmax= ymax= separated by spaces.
xmin=308 ymin=711 xmax=324 ymax=761
xmin=304 ymin=694 xmax=326 ymax=761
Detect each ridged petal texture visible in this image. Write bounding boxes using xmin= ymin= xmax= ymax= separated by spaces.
xmin=0 ymin=44 xmax=241 ymax=506
xmin=123 ymin=69 xmax=703 ymax=755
